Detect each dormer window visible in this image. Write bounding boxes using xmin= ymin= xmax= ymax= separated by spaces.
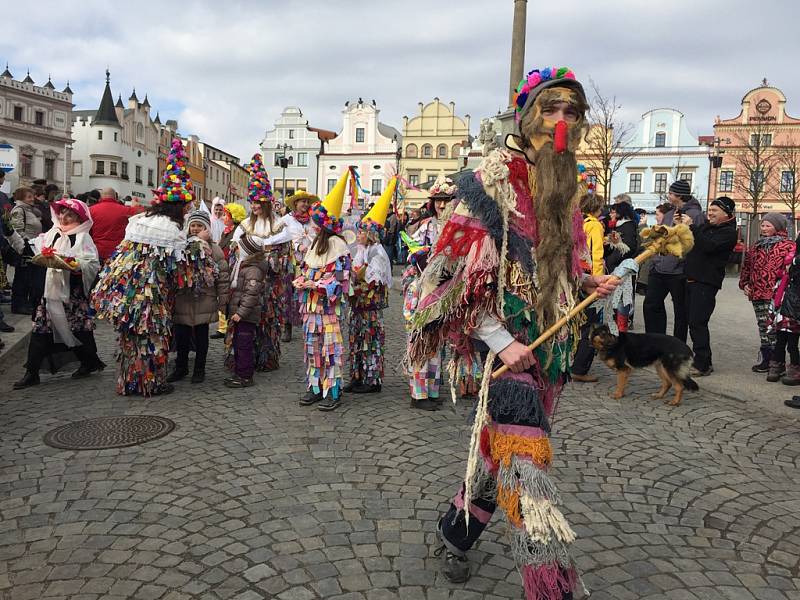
xmin=356 ymin=128 xmax=365 ymax=143
xmin=654 ymin=132 xmax=666 ymax=147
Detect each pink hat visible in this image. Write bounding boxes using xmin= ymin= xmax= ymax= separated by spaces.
xmin=52 ymin=198 xmax=90 ymax=223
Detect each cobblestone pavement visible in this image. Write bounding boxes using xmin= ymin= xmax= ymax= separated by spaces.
xmin=1 ymin=285 xmax=800 ymax=600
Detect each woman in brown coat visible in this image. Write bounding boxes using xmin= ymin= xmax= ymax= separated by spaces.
xmin=169 ymin=211 xmax=230 ymax=384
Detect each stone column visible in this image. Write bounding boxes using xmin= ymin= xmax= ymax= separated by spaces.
xmin=508 ymin=0 xmax=528 ymax=107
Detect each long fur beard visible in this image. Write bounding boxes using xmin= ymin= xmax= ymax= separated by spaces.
xmin=532 ymin=143 xmax=579 ymax=330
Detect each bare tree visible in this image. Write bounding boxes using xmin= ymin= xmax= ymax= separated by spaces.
xmin=731 ymin=120 xmax=778 ymax=220
xmin=581 ymin=79 xmax=640 ymax=204
xmin=775 ymin=144 xmax=800 ymax=236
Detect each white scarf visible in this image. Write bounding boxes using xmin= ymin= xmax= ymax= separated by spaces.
xmin=33 ymin=214 xmax=99 ymax=347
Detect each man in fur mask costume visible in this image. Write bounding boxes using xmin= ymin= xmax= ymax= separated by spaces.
xmin=408 ymin=67 xmax=618 ymax=600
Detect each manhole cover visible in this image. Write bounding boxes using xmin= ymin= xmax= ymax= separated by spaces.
xmin=43 ymin=415 xmax=176 ymax=450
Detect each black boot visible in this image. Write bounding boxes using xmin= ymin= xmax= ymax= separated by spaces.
xmin=411 ymin=398 xmax=440 ymax=411
xmin=281 ymin=324 xmax=292 ymax=343
xmin=434 ymin=545 xmax=470 ymax=583
xmin=13 ymin=371 xmax=40 ymax=390
xmin=71 ymin=365 xmax=94 ymax=379
xmin=752 ymin=345 xmax=772 ymax=373
xmin=343 ymin=379 xmax=357 ymax=393
xmin=166 ymin=368 xmax=188 ymax=383
xmin=191 ymin=370 xmax=205 ymax=384
xmin=352 ymin=382 xmax=381 ymax=394
xmin=299 ymin=389 xmax=322 ymax=406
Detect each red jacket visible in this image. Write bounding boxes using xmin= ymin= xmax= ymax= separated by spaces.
xmin=89 ymin=198 xmax=142 ymax=260
xmin=739 ymin=233 xmax=795 ymax=301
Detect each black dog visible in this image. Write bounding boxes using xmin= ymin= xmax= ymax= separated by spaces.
xmin=590 ymin=325 xmax=699 ymax=406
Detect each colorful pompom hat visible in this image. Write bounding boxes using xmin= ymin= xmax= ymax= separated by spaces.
xmin=153 ymin=139 xmax=194 ymax=204
xmin=247 ymin=153 xmax=273 ymax=203
xmin=359 ymin=177 xmax=396 ymax=232
xmin=511 ymin=66 xmax=585 ymax=124
xmin=311 ymin=171 xmax=349 ymax=234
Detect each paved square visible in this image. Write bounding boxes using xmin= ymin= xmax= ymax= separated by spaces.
xmin=1 ymin=290 xmax=799 ymax=599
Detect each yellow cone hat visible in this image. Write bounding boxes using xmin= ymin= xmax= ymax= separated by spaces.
xmin=363 ymin=177 xmax=396 ymax=228
xmin=321 ymin=171 xmax=349 ymax=220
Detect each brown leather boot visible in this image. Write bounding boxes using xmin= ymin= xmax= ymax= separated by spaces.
xmin=766 ymin=360 xmax=786 ymax=382
xmin=781 ymin=363 xmax=800 ymax=385
xmin=572 ymin=373 xmax=598 ymax=383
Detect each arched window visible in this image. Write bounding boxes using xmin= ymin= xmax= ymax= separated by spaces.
xmin=406 ymin=144 xmax=418 ymax=158
xmin=437 ymin=144 xmax=447 ymax=158
xmin=451 ymin=144 xmax=461 ymax=159
xmin=422 ymin=144 xmax=432 ymax=158
xmin=136 ymin=123 xmax=144 ymax=140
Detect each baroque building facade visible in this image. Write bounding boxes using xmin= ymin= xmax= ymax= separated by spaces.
xmin=0 ymin=65 xmax=74 ymax=191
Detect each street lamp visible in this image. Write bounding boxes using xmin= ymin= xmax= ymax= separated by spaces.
xmin=278 ymin=143 xmax=293 ymax=201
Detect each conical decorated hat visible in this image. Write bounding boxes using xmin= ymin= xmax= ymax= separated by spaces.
xmin=154 ymin=139 xmax=194 ymax=204
xmin=321 ymin=171 xmax=348 ymax=220
xmin=362 ymin=177 xmax=396 ymax=228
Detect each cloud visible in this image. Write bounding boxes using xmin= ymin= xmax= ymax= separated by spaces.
xmin=2 ymin=0 xmax=798 ymax=160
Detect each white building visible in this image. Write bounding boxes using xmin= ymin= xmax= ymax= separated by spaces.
xmin=0 ymin=65 xmax=74 ymax=191
xmin=259 ymin=106 xmax=335 ymax=200
xmin=316 ymin=98 xmax=401 ymax=207
xmin=70 ymin=71 xmax=159 ymax=200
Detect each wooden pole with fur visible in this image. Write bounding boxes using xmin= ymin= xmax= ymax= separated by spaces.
xmin=491 ymin=224 xmax=694 ymax=379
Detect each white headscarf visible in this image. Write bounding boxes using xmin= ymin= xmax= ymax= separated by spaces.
xmin=208 ymin=197 xmax=226 ymax=243
xmin=33 ymin=199 xmax=100 ymax=347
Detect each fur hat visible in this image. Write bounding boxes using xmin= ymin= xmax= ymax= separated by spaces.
xmin=711 ymin=196 xmax=736 ymax=217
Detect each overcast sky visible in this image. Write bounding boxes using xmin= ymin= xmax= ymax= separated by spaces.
xmin=3 ymin=0 xmax=799 ymax=160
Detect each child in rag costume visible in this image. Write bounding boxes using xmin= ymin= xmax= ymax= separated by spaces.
xmin=294 ymin=173 xmax=351 ymax=411
xmin=229 ymin=154 xmax=297 ymax=371
xmin=14 ymin=198 xmax=104 ymax=389
xmin=212 ymin=202 xmax=247 ymax=340
xmin=345 ymin=178 xmax=395 ymax=394
xmin=225 ymin=234 xmax=267 ymax=388
xmin=280 ymin=191 xmax=317 ymax=343
xmin=408 ymin=67 xmax=618 ymax=600
xmin=168 ymin=210 xmax=230 ymax=384
xmin=92 ymin=139 xmax=193 ymax=396
xmin=402 ymin=175 xmax=456 ymax=410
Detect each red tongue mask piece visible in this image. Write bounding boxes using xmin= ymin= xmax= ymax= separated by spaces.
xmin=554 ymin=120 xmax=568 ymax=154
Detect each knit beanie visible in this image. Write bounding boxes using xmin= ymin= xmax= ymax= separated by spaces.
xmin=238 ymin=234 xmax=263 ymax=257
xmin=762 ymin=212 xmax=788 ymax=232
xmin=669 ymin=179 xmax=691 ymax=197
xmin=186 ymin=210 xmax=211 ymax=230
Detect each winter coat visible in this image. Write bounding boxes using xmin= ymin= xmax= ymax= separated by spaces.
xmin=89 ymin=198 xmax=141 ymax=260
xmin=583 ymin=213 xmax=604 ymax=276
xmin=174 ymin=243 xmax=231 ymax=326
xmin=228 ymin=253 xmax=267 ymax=324
xmin=605 ymin=218 xmax=638 ymax=273
xmin=10 ymin=202 xmax=43 ymax=241
xmin=739 ymin=233 xmax=795 ymax=301
xmin=684 ymin=218 xmax=738 ymax=289
xmin=651 ymin=198 xmax=706 ymax=276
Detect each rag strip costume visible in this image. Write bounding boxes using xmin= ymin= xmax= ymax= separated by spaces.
xmin=409 ymin=67 xmax=591 ymax=600
xmin=349 ymin=180 xmax=395 ymax=388
xmin=228 ymin=154 xmax=294 ymax=371
xmin=26 ymin=199 xmax=103 ymax=375
xmin=284 ymin=192 xmax=318 ymax=330
xmin=403 ymin=181 xmax=449 ymax=405
xmin=92 ymin=139 xmax=192 ymax=396
xmin=295 ymin=173 xmax=352 ymax=402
